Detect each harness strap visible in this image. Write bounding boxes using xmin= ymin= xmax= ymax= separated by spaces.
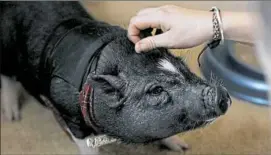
xmin=39 ymin=17 xmax=125 ymax=134
xmin=77 ymin=32 xmax=120 ymax=133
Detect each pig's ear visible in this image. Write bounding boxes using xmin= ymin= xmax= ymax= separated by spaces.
xmin=90 ymin=74 xmax=126 ymax=108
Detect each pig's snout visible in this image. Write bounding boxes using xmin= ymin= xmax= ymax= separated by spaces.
xmin=202 ymin=86 xmax=232 ymax=115
xmin=216 ymin=86 xmax=232 ymax=113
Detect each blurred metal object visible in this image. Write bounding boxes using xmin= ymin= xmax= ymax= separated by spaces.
xmin=199 ymin=40 xmax=269 ymax=105
xmin=228 ymin=42 xmax=262 ymax=75
xmin=200 ymin=2 xmax=271 ymax=105
xmin=251 ymin=1 xmax=271 ymax=104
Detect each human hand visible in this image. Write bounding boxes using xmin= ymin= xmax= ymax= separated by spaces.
xmin=127 ymin=5 xmax=214 ymax=53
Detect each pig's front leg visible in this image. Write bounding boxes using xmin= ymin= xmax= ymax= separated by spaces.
xmin=65 ymin=128 xmax=100 ymax=155
xmin=1 ymin=75 xmax=28 ymax=122
xmin=49 ymin=77 xmax=100 ymax=154
xmin=160 ymin=135 xmax=189 ymax=152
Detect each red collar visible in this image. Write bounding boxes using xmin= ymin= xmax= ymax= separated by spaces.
xmin=77 ymin=32 xmax=122 ymax=133
xmin=79 ymin=83 xmax=100 ymax=133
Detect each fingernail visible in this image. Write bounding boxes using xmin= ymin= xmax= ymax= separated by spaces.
xmin=135 ymin=43 xmax=141 ymax=53
xmin=135 ymin=42 xmax=148 ymax=53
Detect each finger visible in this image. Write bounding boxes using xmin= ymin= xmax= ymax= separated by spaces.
xmin=137 ymin=5 xmax=175 ymax=16
xmin=135 ymin=32 xmax=171 ymax=53
xmin=136 ymin=7 xmax=158 ymax=16
xmin=127 ymin=14 xmax=163 ymax=44
xmin=159 ymin=4 xmax=177 ymax=9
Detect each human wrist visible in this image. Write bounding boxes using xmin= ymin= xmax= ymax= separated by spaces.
xmin=194 ymin=10 xmax=214 ymax=41
xmin=204 ymin=11 xmax=214 ymax=41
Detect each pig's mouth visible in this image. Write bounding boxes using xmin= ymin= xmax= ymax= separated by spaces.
xmin=205 ymin=117 xmax=217 ymax=122
xmin=178 ymin=109 xmax=220 ymax=132
xmin=182 ymin=117 xmax=217 ymax=132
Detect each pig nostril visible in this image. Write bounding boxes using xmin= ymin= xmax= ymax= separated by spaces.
xmin=218 ymin=97 xmax=228 ymax=113
xmin=217 ymin=90 xmax=231 ymax=114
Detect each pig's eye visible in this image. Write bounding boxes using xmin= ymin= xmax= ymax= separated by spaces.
xmin=148 ymin=86 xmax=164 ymax=95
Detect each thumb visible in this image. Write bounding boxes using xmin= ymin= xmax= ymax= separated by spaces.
xmin=135 ymin=32 xmax=171 ymax=53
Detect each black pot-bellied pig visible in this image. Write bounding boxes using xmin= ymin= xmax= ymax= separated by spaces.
xmin=0 ymin=1 xmax=231 ymax=154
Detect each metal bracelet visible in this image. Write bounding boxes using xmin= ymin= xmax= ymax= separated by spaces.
xmin=210 ymin=6 xmax=224 ymax=45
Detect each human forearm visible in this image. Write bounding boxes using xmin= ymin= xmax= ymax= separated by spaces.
xmin=221 ymin=11 xmax=258 ymax=44
xmin=127 ymin=5 xmax=260 ymax=52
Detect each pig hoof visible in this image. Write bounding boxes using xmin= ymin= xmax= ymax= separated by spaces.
xmin=0 ymin=92 xmax=21 ymax=122
xmin=160 ymin=135 xmax=189 ymax=152
xmin=1 ymin=111 xmax=21 ymax=122
xmin=1 ymin=97 xmax=21 ymax=122
xmin=1 ymin=75 xmax=24 ymax=122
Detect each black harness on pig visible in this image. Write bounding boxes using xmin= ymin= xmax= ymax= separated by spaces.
xmin=39 ymin=18 xmax=125 ymax=136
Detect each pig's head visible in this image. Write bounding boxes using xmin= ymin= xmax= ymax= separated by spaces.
xmin=88 ymin=30 xmax=232 ymax=144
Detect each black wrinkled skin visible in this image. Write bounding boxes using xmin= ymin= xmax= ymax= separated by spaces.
xmin=0 ymin=1 xmax=231 ymax=143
